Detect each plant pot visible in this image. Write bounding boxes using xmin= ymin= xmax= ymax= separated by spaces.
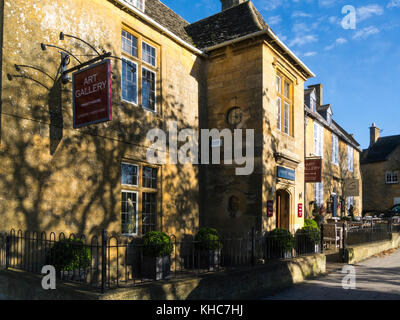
xmin=198 ymin=249 xmax=221 ymax=270
xmin=142 ymin=255 xmax=171 ymax=280
xmin=58 ymin=268 xmax=88 ymax=282
xmin=265 ymin=248 xmax=293 ymax=260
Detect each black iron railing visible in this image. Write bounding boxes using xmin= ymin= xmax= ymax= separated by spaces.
xmin=345 ymin=222 xmax=393 ymax=246
xmin=1 ymin=228 xmax=323 ymax=293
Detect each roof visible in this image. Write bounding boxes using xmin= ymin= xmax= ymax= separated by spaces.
xmin=144 ymin=0 xmax=193 ymax=44
xmin=185 ymin=1 xmax=267 ymax=49
xmin=116 ymin=0 xmax=314 ymax=77
xmin=305 ymin=105 xmax=361 ymax=152
xmin=361 ymin=135 xmax=400 ymax=164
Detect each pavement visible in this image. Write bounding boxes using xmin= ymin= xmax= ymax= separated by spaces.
xmin=263 ymin=248 xmax=400 ymax=300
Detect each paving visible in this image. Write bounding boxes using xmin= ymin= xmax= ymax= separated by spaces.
xmin=263 ymin=248 xmax=400 ymax=300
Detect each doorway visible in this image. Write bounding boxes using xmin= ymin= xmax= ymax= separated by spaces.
xmin=276 ymin=189 xmax=290 ymax=230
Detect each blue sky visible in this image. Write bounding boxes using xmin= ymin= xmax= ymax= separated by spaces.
xmin=162 ymin=0 xmax=400 ymax=149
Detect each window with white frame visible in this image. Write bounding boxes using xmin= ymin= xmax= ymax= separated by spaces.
xmin=276 ymin=97 xmax=281 ymax=130
xmin=347 ymin=196 xmax=354 ymax=212
xmin=121 ymin=163 xmax=158 ymax=235
xmin=276 ymin=75 xmax=281 ymax=93
xmin=314 ymin=122 xmax=323 ymax=157
xmin=121 ymin=58 xmax=138 ymax=104
xmin=386 ymin=171 xmax=399 ymax=184
xmin=121 ymin=191 xmax=138 ymax=235
xmin=315 ymin=182 xmax=324 ymax=206
xmin=122 ymin=163 xmax=138 ymax=186
xmin=142 ymin=42 xmax=156 ymax=67
xmin=122 ymin=30 xmax=138 ymax=57
xmin=310 ymin=96 xmax=316 ymax=112
xmin=123 ymin=0 xmax=145 ymax=12
xmin=121 ymin=29 xmax=158 ymax=111
xmin=283 ymin=102 xmax=289 ymax=134
xmin=142 ymin=67 xmax=156 ymax=111
xmin=347 ymin=145 xmax=354 ymax=172
xmin=276 ymin=73 xmax=293 ymax=135
xmin=332 ymin=133 xmax=339 ymax=165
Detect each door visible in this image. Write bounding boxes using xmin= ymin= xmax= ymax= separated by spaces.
xmin=276 ymin=190 xmax=290 ymax=230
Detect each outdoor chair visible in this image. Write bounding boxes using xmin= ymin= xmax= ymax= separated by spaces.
xmin=323 ymin=224 xmax=341 ymax=250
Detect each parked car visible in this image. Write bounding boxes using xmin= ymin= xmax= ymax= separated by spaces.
xmin=379 ymin=204 xmax=400 ymax=218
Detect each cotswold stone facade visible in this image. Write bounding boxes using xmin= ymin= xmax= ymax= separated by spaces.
xmin=361 ymin=124 xmax=400 ymax=213
xmin=0 ymin=0 xmax=204 ymax=238
xmin=304 ymin=84 xmax=363 ymax=219
xmin=0 ymin=0 xmax=315 ymax=237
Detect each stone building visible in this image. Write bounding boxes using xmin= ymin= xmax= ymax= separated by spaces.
xmin=191 ymin=1 xmax=315 ymax=234
xmin=304 ymin=84 xmax=363 ymax=218
xmin=361 ymin=124 xmax=400 ymax=213
xmin=0 ymin=0 xmax=314 ymax=238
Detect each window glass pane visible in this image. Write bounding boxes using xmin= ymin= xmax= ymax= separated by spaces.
xmin=121 ymin=30 xmax=138 ymax=57
xmin=142 ymin=68 xmax=156 ymax=111
xmin=332 ymin=134 xmax=338 ymax=164
xmin=284 ymin=102 xmax=289 ymax=134
xmin=284 ymin=82 xmax=290 ymax=98
xmin=276 ymin=97 xmax=281 ymax=130
xmin=276 ymin=76 xmax=281 ymax=93
xmin=121 ymin=192 xmax=137 ymax=234
xmin=143 ymin=166 xmax=157 ymax=189
xmin=142 ymin=42 xmax=156 ymax=67
xmin=121 ymin=59 xmax=137 ymax=104
xmin=142 ymin=193 xmax=157 ymax=234
xmin=311 ymin=98 xmax=316 ymax=112
xmin=347 ymin=146 xmax=353 ymax=171
xmin=121 ymin=163 xmax=138 ymax=185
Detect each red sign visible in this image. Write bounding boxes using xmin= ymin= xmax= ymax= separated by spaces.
xmin=267 ymin=200 xmax=274 ymax=217
xmin=298 ymin=203 xmax=303 ymax=218
xmin=73 ymin=60 xmax=112 ymax=128
xmin=305 ymin=158 xmax=322 ymax=183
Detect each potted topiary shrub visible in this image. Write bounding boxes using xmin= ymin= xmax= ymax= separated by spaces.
xmin=265 ymin=228 xmax=294 ymax=260
xmin=195 ymin=228 xmax=223 ymax=270
xmin=46 ymin=238 xmax=91 ymax=282
xmin=141 ymin=231 xmax=173 ymax=281
xmin=295 ymin=219 xmax=321 ymax=255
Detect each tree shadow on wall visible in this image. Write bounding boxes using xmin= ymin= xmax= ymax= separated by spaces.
xmin=1 ymin=38 xmax=206 ymax=240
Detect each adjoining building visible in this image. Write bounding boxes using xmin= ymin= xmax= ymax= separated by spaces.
xmin=304 ymin=84 xmax=362 ymax=219
xmin=361 ymin=124 xmax=400 ymax=213
xmin=190 ymin=0 xmax=315 ymax=234
xmin=0 ymin=0 xmax=315 ymax=238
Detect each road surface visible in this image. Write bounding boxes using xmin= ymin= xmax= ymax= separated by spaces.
xmin=263 ymin=249 xmax=400 ymax=300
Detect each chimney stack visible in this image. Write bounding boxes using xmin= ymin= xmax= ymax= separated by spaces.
xmin=369 ymin=123 xmax=380 ymax=147
xmin=307 ymin=84 xmax=323 ymax=108
xmin=220 ymin=0 xmax=245 ymax=11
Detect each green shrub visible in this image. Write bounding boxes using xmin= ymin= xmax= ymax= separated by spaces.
xmin=46 ymin=238 xmax=91 ymax=271
xmin=265 ymin=228 xmax=294 ymax=252
xmin=304 ymin=218 xmax=319 ymax=230
xmin=142 ymin=231 xmax=173 ymax=257
xmin=195 ymin=227 xmax=223 ymax=251
xmin=298 ymin=226 xmax=321 ymax=244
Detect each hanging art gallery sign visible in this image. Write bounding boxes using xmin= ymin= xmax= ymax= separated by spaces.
xmin=72 ymin=60 xmax=112 ymax=128
xmin=305 ymin=158 xmax=322 ymax=183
